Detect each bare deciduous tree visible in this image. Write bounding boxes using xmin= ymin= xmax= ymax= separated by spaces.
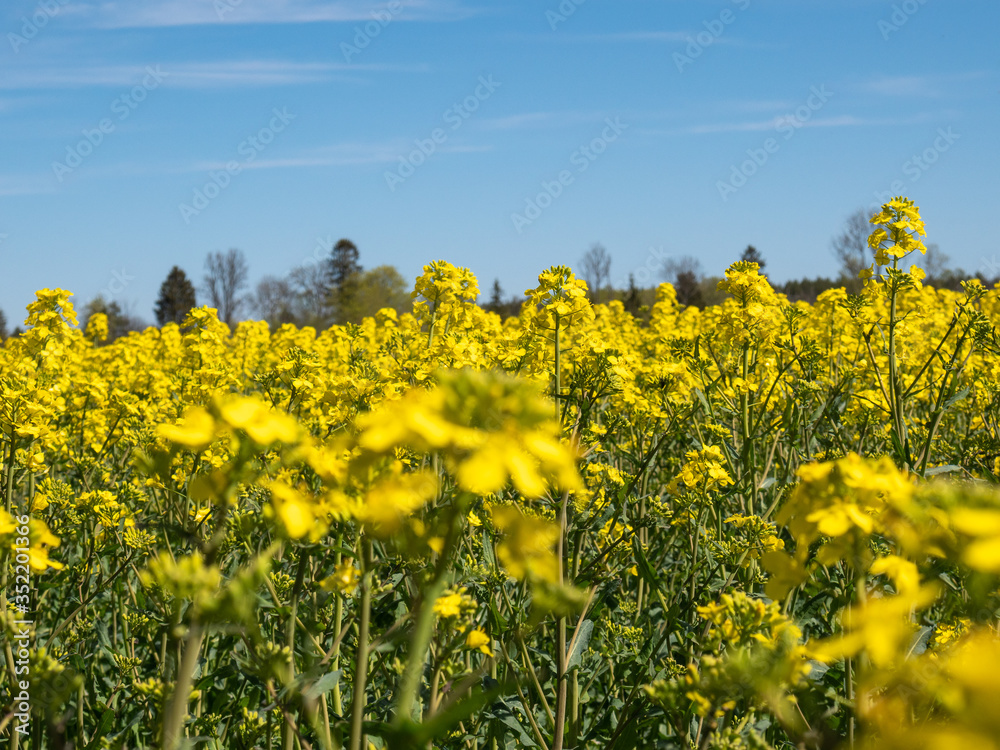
xmin=252 ymin=275 xmax=297 ymax=330
xmin=923 ymin=243 xmax=952 ymax=279
xmin=581 ymin=243 xmax=611 ymax=302
xmin=832 ymin=208 xmax=875 ymax=284
xmin=203 ymin=248 xmax=249 ymax=327
xmin=289 ymin=263 xmax=334 ymax=328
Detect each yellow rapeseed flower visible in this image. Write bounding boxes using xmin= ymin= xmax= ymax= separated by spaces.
xmin=465 ymin=629 xmax=493 ymax=656
xmin=157 ymin=406 xmax=217 ymax=450
xmin=433 ymin=588 xmax=477 ymax=618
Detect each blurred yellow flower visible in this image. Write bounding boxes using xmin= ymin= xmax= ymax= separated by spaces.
xmin=465 ymin=629 xmax=493 ymax=656
xmin=157 ymin=406 xmax=216 ymax=450
xmin=320 ymin=561 xmax=360 ymax=595
xmin=433 ymin=588 xmax=477 ymax=618
xmin=490 ymin=505 xmax=560 ymax=583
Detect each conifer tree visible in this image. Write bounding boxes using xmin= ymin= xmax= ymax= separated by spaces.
xmin=155 ymin=266 xmax=197 ymax=326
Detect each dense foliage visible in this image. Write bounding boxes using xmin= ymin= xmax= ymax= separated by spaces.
xmin=2 ymin=199 xmax=1000 ymax=750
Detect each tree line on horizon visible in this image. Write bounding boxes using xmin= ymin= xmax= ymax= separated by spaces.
xmin=150 ymin=240 xmax=414 ymax=333
xmin=0 ymin=207 xmax=994 ymax=344
xmin=575 ymin=206 xmax=993 ymax=316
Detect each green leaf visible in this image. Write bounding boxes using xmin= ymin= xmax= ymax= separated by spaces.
xmin=414 ymin=679 xmax=507 ymax=745
xmin=943 ymin=387 xmax=969 ymax=410
xmin=95 ymin=621 xmax=112 ymax=652
xmin=329 ymin=545 xmax=357 ymax=559
xmin=924 ymin=464 xmax=962 ymax=476
xmin=481 ymin=528 xmax=496 ymax=568
xmin=889 ymin=427 xmax=907 ymax=466
xmin=806 ymin=660 xmax=830 ymax=681
xmin=303 ymin=670 xmax=343 ymax=699
xmin=368 ymin=679 xmax=506 ymax=749
xmin=808 ymin=399 xmax=828 ymax=425
xmin=83 ymin=708 xmax=116 ymax=750
xmin=566 ymin=619 xmax=594 ymax=672
xmin=632 ymin=537 xmax=660 ymax=590
xmin=693 ymin=388 xmax=711 ymax=414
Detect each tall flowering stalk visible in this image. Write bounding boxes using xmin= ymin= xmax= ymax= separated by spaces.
xmin=523 ymin=266 xmax=591 ymax=750
xmin=716 ymin=262 xmax=784 ymax=515
xmin=861 ymin=197 xmax=929 ymax=468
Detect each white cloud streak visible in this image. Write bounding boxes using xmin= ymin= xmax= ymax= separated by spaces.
xmin=0 ymin=60 xmax=428 ymax=89
xmin=63 ymin=0 xmax=473 ymax=28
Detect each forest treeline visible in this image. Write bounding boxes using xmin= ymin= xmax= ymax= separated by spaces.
xmin=0 ymin=208 xmax=994 ymax=343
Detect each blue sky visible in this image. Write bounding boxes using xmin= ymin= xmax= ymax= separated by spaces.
xmin=1 ymin=0 xmax=998 ymax=324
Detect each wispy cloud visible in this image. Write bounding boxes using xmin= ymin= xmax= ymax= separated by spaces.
xmin=507 ymin=30 xmax=778 ymax=49
xmin=861 ymin=71 xmax=987 ymax=97
xmin=0 ymin=174 xmax=57 ymax=196
xmin=668 ymin=113 xmax=938 ymax=136
xmin=65 ymin=0 xmax=473 ymax=28
xmin=506 ymin=30 xmax=704 ymax=45
xmin=0 ymin=60 xmax=428 ymax=90
xmin=477 ymin=112 xmax=558 ymax=131
xmin=719 ymin=99 xmax=799 ymax=114
xmin=477 ymin=110 xmax=612 ymax=131
xmin=558 ymin=31 xmax=689 ymax=43
xmin=0 ymin=95 xmax=57 ymax=114
xmin=182 ymin=140 xmax=493 ymax=172
xmin=683 ymin=116 xmax=861 ymax=135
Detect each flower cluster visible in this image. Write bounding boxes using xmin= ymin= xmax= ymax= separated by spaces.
xmin=2 ymin=210 xmax=999 ymax=750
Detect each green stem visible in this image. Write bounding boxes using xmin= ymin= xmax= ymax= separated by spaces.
xmin=552 ymin=492 xmax=569 ymax=750
xmin=918 ymin=328 xmax=971 ymax=476
xmin=162 ymin=623 xmax=205 ymax=750
xmin=283 ymin=550 xmax=311 ymax=750
xmin=5 ymin=427 xmax=17 ymax=514
xmin=516 ymin=634 xmax=554 ymax=726
xmin=332 ymin=539 xmax=345 ymax=718
xmin=740 ymin=341 xmax=757 ymax=515
xmin=554 ymin=313 xmax=562 ymax=415
xmin=427 ymin=304 xmax=438 ymax=349
xmin=393 ymin=509 xmax=461 ymax=725
xmin=348 ymin=538 xmax=373 ymax=750
xmin=887 ymin=258 xmax=908 ymax=465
